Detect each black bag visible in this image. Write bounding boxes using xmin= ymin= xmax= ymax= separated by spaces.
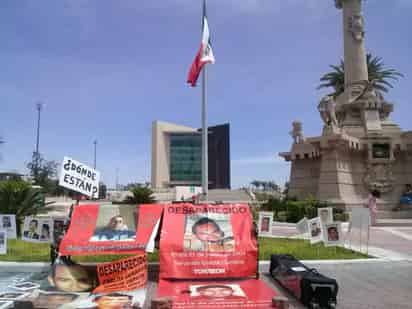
xmin=270 ymin=254 xmax=338 ymax=309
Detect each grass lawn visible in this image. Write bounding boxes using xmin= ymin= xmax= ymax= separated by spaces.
xmin=0 ymin=238 xmax=367 ymax=263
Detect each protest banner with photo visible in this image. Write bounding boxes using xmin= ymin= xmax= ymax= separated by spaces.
xmin=322 ymin=222 xmax=343 ymax=247
xmin=296 ymin=217 xmax=309 ymax=235
xmin=22 ymin=217 xmax=53 ymax=243
xmin=59 ymin=204 xmax=163 ymax=256
xmin=0 ymin=215 xmax=17 ymax=239
xmin=318 ymin=207 xmax=333 ymax=226
xmin=94 ymin=255 xmax=148 ymax=293
xmin=159 ymin=203 xmax=258 ymax=279
xmin=308 ymin=217 xmax=323 ymax=244
xmin=0 ymin=230 xmax=6 ymax=255
xmin=257 ymin=211 xmax=273 ymax=237
xmin=157 ymin=278 xmax=277 ymax=308
xmin=58 ymin=156 xmax=100 ymax=198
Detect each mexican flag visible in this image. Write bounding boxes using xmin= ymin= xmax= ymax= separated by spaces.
xmin=187 ymin=2 xmax=215 ymax=87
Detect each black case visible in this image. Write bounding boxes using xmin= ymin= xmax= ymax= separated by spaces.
xmin=269 ymin=254 xmax=338 ymax=309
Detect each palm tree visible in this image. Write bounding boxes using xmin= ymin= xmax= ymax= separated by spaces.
xmin=0 ymin=180 xmax=46 ymax=236
xmin=318 ymin=53 xmax=403 ymax=98
xmin=125 ymin=186 xmax=156 ymax=204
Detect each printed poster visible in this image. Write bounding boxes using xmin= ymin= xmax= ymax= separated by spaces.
xmin=308 ymin=217 xmax=323 ymax=244
xmin=257 ymin=211 xmax=273 ymax=237
xmin=322 ymin=222 xmax=343 ymax=247
xmin=94 ymin=255 xmax=148 ymax=293
xmin=0 ymin=215 xmax=17 ymax=239
xmin=0 ymin=230 xmax=6 ymax=255
xmin=59 ymin=204 xmax=163 ymax=256
xmin=22 ymin=217 xmax=53 ymax=243
xmin=157 ymin=278 xmax=277 ymax=308
xmin=159 ymin=203 xmax=258 ymax=279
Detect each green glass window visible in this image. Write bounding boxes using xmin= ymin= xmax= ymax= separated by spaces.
xmin=170 ymin=134 xmax=202 ymax=182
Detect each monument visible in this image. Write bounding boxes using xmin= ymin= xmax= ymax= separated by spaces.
xmin=280 ymin=0 xmax=412 ymax=219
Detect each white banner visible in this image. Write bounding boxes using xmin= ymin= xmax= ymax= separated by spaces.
xmin=0 ymin=214 xmax=17 ymax=239
xmin=175 ymin=186 xmax=202 ymax=201
xmin=59 ymin=156 xmax=100 ymax=198
xmin=0 ymin=230 xmax=7 ymax=255
xmin=350 ymin=208 xmax=371 ymax=230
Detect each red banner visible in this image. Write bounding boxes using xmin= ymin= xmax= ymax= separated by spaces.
xmin=159 ymin=203 xmax=258 ymax=279
xmin=59 ymin=204 xmax=163 ymax=256
xmin=157 ymin=279 xmax=277 ymax=308
xmin=94 ymin=255 xmax=148 ymax=293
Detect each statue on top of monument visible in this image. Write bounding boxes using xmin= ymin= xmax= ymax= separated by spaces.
xmin=290 ymin=121 xmax=304 ymax=144
xmin=318 ymin=95 xmax=339 ymax=129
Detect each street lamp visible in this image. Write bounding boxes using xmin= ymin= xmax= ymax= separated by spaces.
xmin=34 ymin=102 xmax=44 ymax=182
xmin=93 ymin=140 xmax=97 ymax=169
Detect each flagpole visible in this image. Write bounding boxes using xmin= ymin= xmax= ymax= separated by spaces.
xmin=201 ymin=64 xmax=208 ymax=200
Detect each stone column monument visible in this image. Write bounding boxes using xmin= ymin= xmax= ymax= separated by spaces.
xmin=280 ymin=0 xmax=412 ymax=219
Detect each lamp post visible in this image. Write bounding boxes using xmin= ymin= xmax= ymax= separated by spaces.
xmin=34 ymin=102 xmax=44 ymax=182
xmin=93 ymin=140 xmax=97 ymax=169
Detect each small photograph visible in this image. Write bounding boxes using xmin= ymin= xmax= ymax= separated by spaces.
xmin=308 ymin=217 xmax=322 ymax=244
xmin=258 ymin=212 xmax=273 ymax=237
xmin=183 ymin=213 xmax=235 ymax=252
xmin=318 ymin=207 xmax=333 ymax=225
xmin=89 ymin=205 xmax=137 ymax=242
xmin=0 ymin=291 xmax=29 ymax=300
xmin=296 ymin=217 xmax=309 ymax=235
xmin=11 ymin=282 xmax=40 ymax=291
xmin=52 ymin=217 xmax=67 ymax=244
xmin=22 ymin=217 xmax=53 ymax=243
xmin=323 ymin=222 xmax=343 ymax=247
xmin=0 ymin=230 xmax=7 ymax=255
xmin=0 ymin=215 xmax=17 ymax=239
xmin=32 ymin=291 xmax=79 ymax=309
xmin=0 ymin=300 xmax=12 ymax=309
xmin=71 ymin=290 xmax=146 ymax=309
xmin=189 ymin=284 xmax=246 ymax=299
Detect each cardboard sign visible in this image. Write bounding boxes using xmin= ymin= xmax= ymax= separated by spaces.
xmin=318 ymin=208 xmax=333 ymax=226
xmin=59 ymin=204 xmax=163 ymax=256
xmin=94 ymin=255 xmax=148 ymax=293
xmin=350 ymin=207 xmax=371 ymax=230
xmin=157 ymin=278 xmax=277 ymax=308
xmin=257 ymin=211 xmax=273 ymax=237
xmin=322 ymin=222 xmax=343 ymax=247
xmin=296 ymin=217 xmax=308 ymax=235
xmin=22 ymin=217 xmax=53 ymax=243
xmin=0 ymin=215 xmax=17 ymax=239
xmin=159 ymin=203 xmax=258 ymax=279
xmin=175 ymin=186 xmax=203 ymax=201
xmin=308 ymin=217 xmax=322 ymax=244
xmin=59 ymin=157 xmax=100 ymax=198
xmin=0 ymin=230 xmax=6 ymax=255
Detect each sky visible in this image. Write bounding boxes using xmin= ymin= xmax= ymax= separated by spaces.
xmin=0 ymin=0 xmax=411 ymax=189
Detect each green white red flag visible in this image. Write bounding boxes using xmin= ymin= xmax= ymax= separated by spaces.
xmin=187 ymin=1 xmax=215 ymax=87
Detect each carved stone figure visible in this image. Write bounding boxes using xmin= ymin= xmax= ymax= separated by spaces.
xmin=290 ymin=121 xmax=304 ymax=144
xmin=348 ymin=14 xmax=365 ymax=41
xmin=318 ymin=95 xmax=339 ymax=128
xmin=364 ymin=163 xmax=395 ymax=193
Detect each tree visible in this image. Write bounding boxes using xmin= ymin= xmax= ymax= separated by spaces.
xmin=27 ymin=152 xmax=59 ymax=194
xmin=124 ymin=186 xmax=155 ymax=204
xmin=318 ymin=53 xmax=403 ymax=98
xmin=0 ymin=180 xmax=46 ymax=236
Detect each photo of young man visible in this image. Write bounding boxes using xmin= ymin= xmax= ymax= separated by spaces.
xmin=91 ymin=293 xmax=136 ymax=309
xmin=48 ymin=258 xmax=97 ymax=293
xmin=257 ymin=212 xmax=273 ymax=236
xmin=1 ymin=216 xmax=11 ymax=229
xmin=185 ymin=216 xmax=235 ymax=252
xmin=0 ymin=215 xmax=16 ymax=239
xmin=90 ymin=215 xmax=135 ymax=241
xmin=308 ymin=217 xmax=323 ymax=244
xmin=190 ymin=284 xmax=245 ymax=301
xmin=260 ymin=217 xmax=270 ymax=232
xmin=323 ymin=223 xmax=342 ymax=247
xmin=23 ymin=219 xmax=39 ymax=240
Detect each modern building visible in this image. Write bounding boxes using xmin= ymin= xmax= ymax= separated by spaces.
xmin=151 ymin=121 xmax=230 ymax=189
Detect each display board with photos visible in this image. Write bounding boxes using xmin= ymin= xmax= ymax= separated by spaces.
xmin=318 ymin=207 xmax=333 ymax=226
xmin=296 ymin=217 xmax=309 ymax=235
xmin=322 ymin=222 xmax=343 ymax=247
xmin=257 ymin=211 xmax=273 ymax=237
xmin=0 ymin=230 xmax=6 ymax=255
xmin=0 ymin=215 xmax=17 ymax=239
xmin=59 ymin=204 xmax=163 ymax=256
xmin=157 ymin=278 xmax=277 ymax=309
xmin=22 ymin=217 xmax=53 ymax=243
xmin=159 ymin=203 xmax=258 ymax=279
xmin=308 ymin=217 xmax=323 ymax=244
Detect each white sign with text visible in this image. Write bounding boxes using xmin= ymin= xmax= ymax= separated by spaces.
xmin=59 ymin=157 xmax=100 ymax=198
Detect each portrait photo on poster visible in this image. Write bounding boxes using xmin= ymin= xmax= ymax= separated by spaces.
xmin=0 ymin=291 xmax=30 ymax=300
xmin=189 ymin=284 xmax=246 ymax=299
xmin=22 ymin=217 xmax=53 ymax=243
xmin=318 ymin=207 xmax=333 ymax=225
xmin=308 ymin=217 xmax=323 ymax=244
xmin=89 ymin=205 xmax=137 ymax=242
xmin=0 ymin=215 xmax=17 ymax=239
xmin=46 ymin=257 xmax=98 ymax=293
xmin=183 ymin=213 xmax=235 ymax=252
xmin=323 ymin=222 xmax=343 ymax=247
xmin=30 ymin=291 xmax=80 ymax=308
xmin=257 ymin=212 xmax=273 ymax=237
xmin=0 ymin=230 xmax=7 ymax=255
xmin=69 ymin=289 xmax=146 ymax=309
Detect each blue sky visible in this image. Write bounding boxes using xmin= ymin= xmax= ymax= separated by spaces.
xmin=0 ymin=0 xmax=411 ymax=189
